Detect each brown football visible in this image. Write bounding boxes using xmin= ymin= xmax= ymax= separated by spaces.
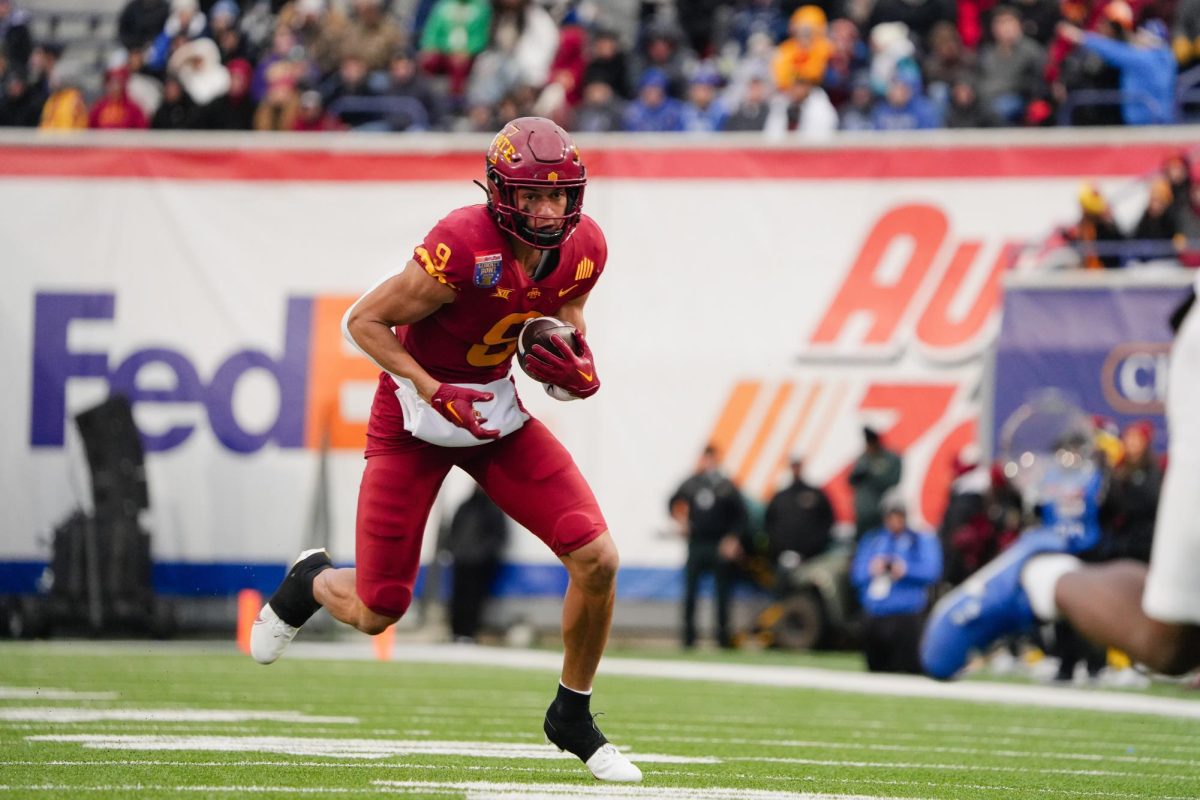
xmin=517 ymin=316 xmax=578 ymax=377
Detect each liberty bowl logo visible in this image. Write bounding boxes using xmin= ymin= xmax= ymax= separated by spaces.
xmin=1101 ymin=342 xmax=1169 ymax=414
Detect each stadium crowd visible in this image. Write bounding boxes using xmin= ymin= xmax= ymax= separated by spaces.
xmin=1 ymin=0 xmax=1198 ymax=132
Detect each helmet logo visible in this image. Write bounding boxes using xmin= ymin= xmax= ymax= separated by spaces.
xmin=487 ymin=123 xmax=521 ymax=165
xmin=548 ymin=171 xmax=558 ymax=182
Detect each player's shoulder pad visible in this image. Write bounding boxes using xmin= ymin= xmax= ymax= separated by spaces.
xmin=572 ymin=214 xmax=608 ymax=276
xmin=414 ymin=205 xmax=495 ymax=290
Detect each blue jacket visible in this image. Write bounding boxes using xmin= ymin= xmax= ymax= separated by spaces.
xmin=1080 ymin=34 xmax=1176 ymax=125
xmin=851 ymin=526 xmax=943 ymax=616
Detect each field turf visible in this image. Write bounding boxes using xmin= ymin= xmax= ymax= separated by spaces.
xmin=2 ymin=641 xmax=1199 ymax=799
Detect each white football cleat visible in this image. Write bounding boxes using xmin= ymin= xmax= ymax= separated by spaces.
xmin=250 ymin=602 xmax=299 ymax=665
xmin=585 ymin=743 xmax=643 ymax=783
xmin=250 ymin=548 xmax=332 ymax=665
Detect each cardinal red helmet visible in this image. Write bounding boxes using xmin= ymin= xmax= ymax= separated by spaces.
xmin=484 ymin=117 xmax=586 ymax=249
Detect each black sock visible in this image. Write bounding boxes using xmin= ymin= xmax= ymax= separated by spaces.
xmin=269 ymin=552 xmax=330 ymax=628
xmin=550 ymin=682 xmax=591 ymax=722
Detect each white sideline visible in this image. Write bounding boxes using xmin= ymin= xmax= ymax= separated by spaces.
xmin=284 ymin=642 xmax=1200 ymax=721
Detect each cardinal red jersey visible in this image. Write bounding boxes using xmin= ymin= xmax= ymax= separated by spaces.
xmin=403 ymin=204 xmax=606 ymax=384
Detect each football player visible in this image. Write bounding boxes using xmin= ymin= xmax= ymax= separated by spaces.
xmin=250 ymin=117 xmax=640 ymax=783
xmin=921 ymin=286 xmax=1200 ymax=681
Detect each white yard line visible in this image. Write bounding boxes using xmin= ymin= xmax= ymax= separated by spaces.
xmin=0 ymin=687 xmax=118 ymax=700
xmin=287 ymin=642 xmax=1200 ymax=721
xmin=24 ymin=734 xmax=717 ymax=764
xmin=0 ymin=708 xmax=357 ymax=724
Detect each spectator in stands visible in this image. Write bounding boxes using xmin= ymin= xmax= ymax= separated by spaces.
xmin=867 ymin=21 xmax=921 ymax=99
xmin=1175 ymin=0 xmax=1200 ymax=69
xmin=868 ymin=0 xmax=957 ymax=48
xmin=118 ymin=0 xmax=170 ymax=53
xmin=148 ymin=0 xmax=208 ymax=74
xmin=851 ymin=492 xmax=942 ymax=673
xmin=1163 ymin=153 xmax=1194 ymax=228
xmin=27 ymin=41 xmax=62 ymax=99
xmin=681 ymin=68 xmax=728 ymax=132
xmin=342 ymin=0 xmax=405 ymax=72
xmin=252 ymin=28 xmax=314 ymax=104
xmin=419 ymin=0 xmax=490 ymax=99
xmin=572 ymin=80 xmax=625 ymax=132
xmin=872 ymin=73 xmax=942 ymax=129
xmin=1132 ymin=177 xmax=1181 ymax=248
xmin=122 ymin=47 xmax=164 ymax=120
xmin=151 ymin=73 xmax=193 ymax=128
xmin=771 ymin=6 xmax=833 ymax=93
xmin=1064 ymin=182 xmax=1125 ymax=268
xmin=1057 ymin=17 xmax=1176 ymax=125
xmin=292 ymin=88 xmax=341 ymax=130
xmin=253 ymin=61 xmax=301 ymax=130
xmin=0 ymin=66 xmax=40 ymax=126
xmin=849 ymin=426 xmax=902 ymax=540
xmin=222 ymin=57 xmax=254 ymax=129
xmin=465 ymin=0 xmax=557 ymax=108
xmin=945 ymin=74 xmax=1001 ymax=127
xmin=622 ymin=67 xmax=686 ymax=131
xmin=677 ymin=0 xmax=725 ymax=58
xmin=765 ymin=76 xmax=839 ymax=137
xmin=38 ymin=62 xmax=88 ymax=130
xmin=1012 ymin=0 xmax=1062 ymax=45
xmin=979 ymin=5 xmax=1047 ymax=124
xmin=838 ymin=75 xmax=877 ymax=130
xmin=532 ymin=24 xmax=587 ymax=125
xmin=279 ymin=0 xmax=349 ymax=76
xmin=921 ymin=21 xmax=974 ymax=112
xmin=763 ymin=456 xmax=834 ymax=574
xmin=89 ymin=67 xmax=149 ymax=129
xmin=723 ymin=72 xmax=772 ymax=131
xmin=580 ymin=27 xmax=632 ymax=100
xmin=670 ymin=444 xmax=750 ymax=650
xmin=822 ymin=17 xmax=870 ymax=109
xmin=727 ymin=0 xmax=788 ymax=56
xmin=171 ymin=36 xmax=231 ymax=129
xmin=631 ymin=21 xmax=692 ymax=100
xmin=210 ymin=0 xmax=250 ymax=63
xmin=0 ymin=1 xmax=29 ymax=68
xmin=379 ymin=49 xmax=439 ymax=130
xmin=321 ymin=54 xmax=379 ymax=128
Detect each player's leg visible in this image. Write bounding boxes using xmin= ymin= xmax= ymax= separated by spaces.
xmin=463 ymin=419 xmax=640 ymax=782
xmin=345 ymin=447 xmax=454 ymax=631
xmin=1058 ymin=561 xmax=1200 ymax=675
xmin=250 ymin=446 xmax=451 ymax=664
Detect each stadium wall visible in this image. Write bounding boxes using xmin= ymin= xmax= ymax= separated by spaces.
xmin=2 ymin=128 xmax=1196 ymax=607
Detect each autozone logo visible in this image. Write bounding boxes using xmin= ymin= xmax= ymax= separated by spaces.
xmin=30 ymin=292 xmax=372 ymax=453
xmin=704 ymin=204 xmax=1015 ymax=526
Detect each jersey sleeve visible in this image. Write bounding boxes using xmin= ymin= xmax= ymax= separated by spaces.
xmin=573 ymin=215 xmax=608 ymax=292
xmin=413 ymin=216 xmax=475 ymax=291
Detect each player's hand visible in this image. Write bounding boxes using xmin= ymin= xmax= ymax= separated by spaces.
xmin=429 ymin=384 xmax=500 ymax=440
xmin=523 ymin=332 xmax=600 ymax=399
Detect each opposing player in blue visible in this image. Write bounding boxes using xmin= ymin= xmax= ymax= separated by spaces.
xmin=921 ymin=289 xmax=1200 ymax=680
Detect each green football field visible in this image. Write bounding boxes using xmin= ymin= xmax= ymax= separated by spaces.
xmin=2 ymin=640 xmax=1200 ymax=799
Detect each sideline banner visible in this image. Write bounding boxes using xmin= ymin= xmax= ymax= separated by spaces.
xmin=993 ymin=275 xmax=1193 ymax=454
xmin=1 ymin=133 xmax=1194 ymax=597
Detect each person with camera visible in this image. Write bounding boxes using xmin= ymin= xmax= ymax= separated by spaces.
xmin=850 ymin=492 xmax=943 ymax=673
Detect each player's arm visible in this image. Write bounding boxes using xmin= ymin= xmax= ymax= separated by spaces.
xmin=343 ymin=260 xmax=455 ymax=402
xmin=555 ymin=291 xmax=590 ymax=335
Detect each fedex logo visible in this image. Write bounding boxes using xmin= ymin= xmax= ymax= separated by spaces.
xmin=30 ymin=292 xmax=375 ymax=453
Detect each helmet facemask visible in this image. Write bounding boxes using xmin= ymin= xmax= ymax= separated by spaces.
xmin=487 ymin=169 xmax=585 ymax=249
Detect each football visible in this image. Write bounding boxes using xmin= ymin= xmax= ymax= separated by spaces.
xmin=516 ymin=316 xmax=579 ymax=378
